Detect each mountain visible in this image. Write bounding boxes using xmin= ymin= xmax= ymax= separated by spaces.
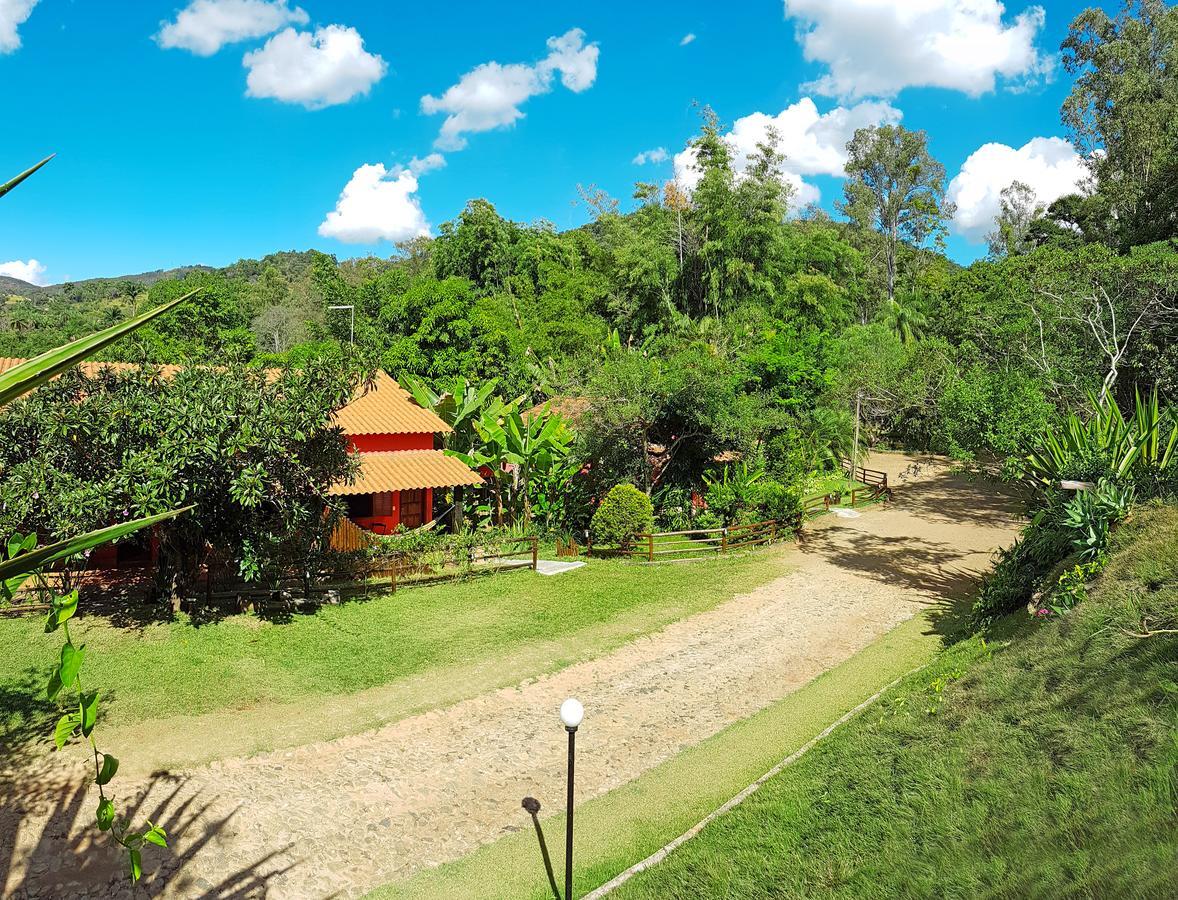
xmin=1 ymin=265 xmax=215 ymax=301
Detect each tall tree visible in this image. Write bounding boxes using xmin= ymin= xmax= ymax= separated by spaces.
xmin=840 ymin=125 xmax=953 ymax=303
xmin=1062 ymin=0 xmax=1178 ymax=248
xmin=987 ymin=180 xmax=1046 ymax=259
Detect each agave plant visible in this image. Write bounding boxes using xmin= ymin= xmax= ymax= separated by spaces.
xmin=1025 ymin=387 xmax=1177 ymax=487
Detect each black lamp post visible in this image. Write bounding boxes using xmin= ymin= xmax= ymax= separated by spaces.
xmin=559 ymin=697 xmax=584 ymax=900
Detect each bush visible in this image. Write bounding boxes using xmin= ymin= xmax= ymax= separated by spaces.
xmin=972 ymin=504 xmax=1072 ymax=625
xmin=758 ymin=478 xmax=802 ymax=523
xmin=591 ymin=484 xmax=654 ymax=548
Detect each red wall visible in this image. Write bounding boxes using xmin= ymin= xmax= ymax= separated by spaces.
xmin=348 ymin=433 xmax=434 ymax=453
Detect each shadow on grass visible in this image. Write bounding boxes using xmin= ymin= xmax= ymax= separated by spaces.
xmin=0 ymin=770 xmax=303 ymax=898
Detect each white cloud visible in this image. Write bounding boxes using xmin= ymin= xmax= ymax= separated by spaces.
xmin=680 ymin=32 xmax=696 ymax=46
xmin=672 ymin=97 xmax=903 ymax=208
xmin=421 ymin=28 xmax=599 ymax=151
xmin=0 ymin=258 xmax=47 ymax=285
xmin=633 ymin=147 xmax=669 ymax=165
xmin=156 ymin=0 xmax=307 ymax=56
xmin=947 ymin=136 xmax=1088 ymax=241
xmin=783 ymin=0 xmax=1052 ymax=99
xmin=318 ymin=163 xmax=431 ymax=244
xmin=243 ymin=24 xmax=386 ymax=109
xmin=0 ymin=0 xmax=38 ymax=54
xmin=407 ymin=153 xmax=446 ymax=175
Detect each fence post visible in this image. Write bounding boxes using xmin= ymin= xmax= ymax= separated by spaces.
xmin=648 ymin=533 xmax=654 ymax=562
xmin=532 ymin=536 xmax=539 ymax=572
xmin=770 ymin=521 xmax=777 ymax=543
xmin=851 ymin=489 xmax=857 ymax=507
xmin=721 ymin=528 xmax=728 ymax=553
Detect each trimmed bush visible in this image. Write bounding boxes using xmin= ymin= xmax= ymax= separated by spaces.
xmin=591 ymin=484 xmax=654 ymax=548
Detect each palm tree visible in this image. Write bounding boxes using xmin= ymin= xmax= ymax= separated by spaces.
xmin=882 ymin=291 xmax=928 ymax=345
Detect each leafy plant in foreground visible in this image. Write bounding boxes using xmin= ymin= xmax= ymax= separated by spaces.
xmin=1 ymin=157 xmax=193 ymax=882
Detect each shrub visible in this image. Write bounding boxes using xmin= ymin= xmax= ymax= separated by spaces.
xmin=972 ymin=504 xmax=1072 ymax=625
xmin=758 ymin=478 xmax=802 ymax=523
xmin=591 ymin=484 xmax=654 ymax=548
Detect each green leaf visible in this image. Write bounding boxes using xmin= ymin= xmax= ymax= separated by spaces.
xmin=55 ymin=590 xmax=79 ymax=625
xmin=96 ymin=752 xmax=119 ymax=786
xmin=0 ymin=289 xmax=199 ymax=409
xmin=58 ymin=641 xmax=85 ymax=686
xmin=45 ymin=668 xmax=63 ymax=701
xmin=128 ymin=847 xmax=142 ymax=882
xmin=80 ymin=691 xmax=99 ymax=737
xmin=0 ymin=154 xmax=54 ymax=200
xmin=96 ymin=797 xmax=115 ymax=831
xmin=54 ymin=712 xmax=79 ymax=749
xmin=143 ymin=824 xmax=167 ymax=848
xmin=0 ymin=508 xmax=193 ymax=584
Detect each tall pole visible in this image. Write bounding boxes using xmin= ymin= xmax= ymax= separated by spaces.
xmin=565 ymin=726 xmax=576 ymax=900
xmin=852 ymin=389 xmax=862 ymax=486
xmin=559 ymin=698 xmax=583 ymax=900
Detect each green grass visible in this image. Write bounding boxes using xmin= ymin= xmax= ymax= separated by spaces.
xmin=611 ymin=504 xmax=1178 ymax=899
xmin=0 ymin=550 xmax=785 ymax=754
xmin=369 ymin=613 xmax=941 ymax=900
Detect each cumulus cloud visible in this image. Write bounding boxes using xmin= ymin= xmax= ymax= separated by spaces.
xmin=947 ymin=136 xmax=1088 ymax=241
xmin=0 ymin=0 xmax=39 ymax=53
xmin=243 ymin=24 xmax=386 ymax=108
xmin=783 ymin=0 xmax=1052 ymax=99
xmin=672 ymin=97 xmax=902 ymax=208
xmin=633 ymin=147 xmax=669 ymax=165
xmin=156 ymin=0 xmax=307 ymax=56
xmin=680 ymin=33 xmax=696 ymax=46
xmin=421 ymin=28 xmax=599 ymax=151
xmin=0 ymin=258 xmax=47 ymax=285
xmin=318 ymin=163 xmax=431 ymax=244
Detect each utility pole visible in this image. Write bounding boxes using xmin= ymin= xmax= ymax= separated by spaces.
xmin=851 ymin=389 xmax=862 ymax=486
xmin=329 ymin=304 xmax=355 ymax=344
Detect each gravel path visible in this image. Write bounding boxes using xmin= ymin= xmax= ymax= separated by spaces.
xmin=2 ymin=456 xmax=1022 ymax=899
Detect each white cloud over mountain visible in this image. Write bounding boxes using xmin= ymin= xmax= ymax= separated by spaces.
xmin=421 ymin=28 xmax=599 ymax=151
xmin=0 ymin=0 xmax=39 ymax=54
xmin=948 ymin=136 xmax=1089 ymax=241
xmin=318 ymin=163 xmax=431 ymax=244
xmin=0 ymin=258 xmax=47 ymax=285
xmin=672 ymin=97 xmax=903 ymax=208
xmin=783 ymin=0 xmax=1052 ymax=99
xmin=157 ymin=0 xmax=307 ymax=56
xmin=244 ymin=24 xmax=386 ymax=109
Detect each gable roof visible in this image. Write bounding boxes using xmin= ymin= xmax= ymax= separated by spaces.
xmin=333 ymin=370 xmax=451 ymax=436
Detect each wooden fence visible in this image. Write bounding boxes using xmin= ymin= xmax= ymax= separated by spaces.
xmin=588 ymin=519 xmax=790 ymax=561
xmin=840 ymin=459 xmax=892 ymax=496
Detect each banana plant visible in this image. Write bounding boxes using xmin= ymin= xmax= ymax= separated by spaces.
xmin=401 ymin=373 xmax=500 ymax=454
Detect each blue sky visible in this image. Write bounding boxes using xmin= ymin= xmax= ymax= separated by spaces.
xmin=0 ymin=0 xmax=1110 ymax=284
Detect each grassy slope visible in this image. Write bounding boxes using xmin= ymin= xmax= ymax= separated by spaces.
xmin=0 ymin=551 xmax=784 ymax=755
xmin=614 ymin=504 xmax=1178 ymax=899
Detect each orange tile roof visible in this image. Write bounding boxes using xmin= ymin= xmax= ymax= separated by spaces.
xmin=0 ymin=359 xmax=447 ymax=437
xmin=329 ymin=450 xmax=483 ymax=496
xmin=0 ymin=357 xmax=185 ymax=378
xmin=333 ymin=371 xmax=452 ymax=436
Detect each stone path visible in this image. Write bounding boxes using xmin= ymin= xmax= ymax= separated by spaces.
xmin=1 ymin=455 xmax=1023 ymax=899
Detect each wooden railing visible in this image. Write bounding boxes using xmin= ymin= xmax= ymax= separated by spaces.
xmin=329 ymin=514 xmax=377 ymax=553
xmin=588 ymin=519 xmax=791 ymax=561
xmin=840 ymin=459 xmax=890 ymax=491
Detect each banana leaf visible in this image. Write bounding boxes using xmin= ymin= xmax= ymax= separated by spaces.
xmin=0 ymin=290 xmax=199 ymax=408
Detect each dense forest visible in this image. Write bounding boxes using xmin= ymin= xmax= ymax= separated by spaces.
xmin=2 ymin=0 xmax=1175 ymax=531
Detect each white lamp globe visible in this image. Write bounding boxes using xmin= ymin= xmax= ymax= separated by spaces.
xmin=560 ymin=697 xmax=584 ymax=730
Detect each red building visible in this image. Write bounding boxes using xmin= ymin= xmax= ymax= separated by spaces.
xmin=328 ymin=371 xmax=482 ymax=534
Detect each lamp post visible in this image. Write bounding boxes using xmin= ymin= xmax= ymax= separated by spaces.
xmin=560 ymin=697 xmax=584 ymax=900
xmin=328 ymin=303 xmax=355 ymax=344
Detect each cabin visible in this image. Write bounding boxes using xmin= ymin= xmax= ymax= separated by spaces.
xmin=0 ymin=359 xmax=483 ymax=569
xmin=329 ymin=371 xmax=482 ymax=533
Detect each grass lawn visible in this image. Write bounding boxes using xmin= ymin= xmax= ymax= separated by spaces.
xmin=609 ymin=504 xmax=1178 ymax=899
xmin=0 ymin=550 xmax=786 ymax=765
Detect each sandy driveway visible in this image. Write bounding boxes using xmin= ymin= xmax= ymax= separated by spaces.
xmin=1 ymin=455 xmax=1023 ymax=899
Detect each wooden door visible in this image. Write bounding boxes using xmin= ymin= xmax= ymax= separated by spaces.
xmin=400 ymin=489 xmax=425 ymax=528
